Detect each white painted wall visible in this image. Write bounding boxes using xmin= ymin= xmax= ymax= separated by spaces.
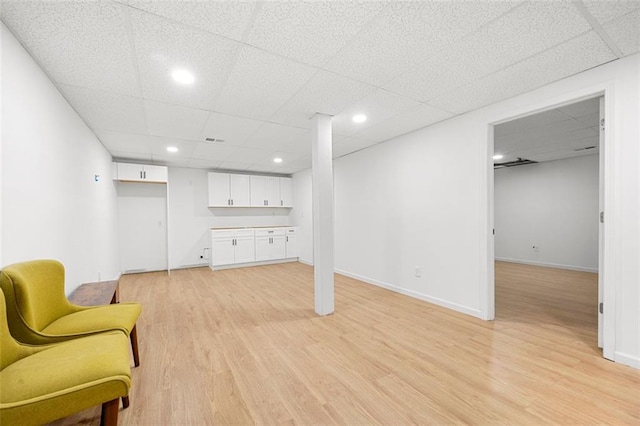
xmin=1 ymin=23 xmax=120 ymax=294
xmin=293 ymin=53 xmax=639 ymax=367
xmin=495 ymin=155 xmax=599 ymax=272
xmin=167 ymin=167 xmax=293 ymax=269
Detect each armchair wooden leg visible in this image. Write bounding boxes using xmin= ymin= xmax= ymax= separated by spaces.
xmin=101 ymin=398 xmax=119 ymax=426
xmin=122 ymin=395 xmax=130 ymax=409
xmin=130 ymin=325 xmax=140 ymax=367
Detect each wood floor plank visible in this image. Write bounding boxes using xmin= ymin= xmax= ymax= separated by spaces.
xmin=49 ymin=261 xmax=639 ymax=425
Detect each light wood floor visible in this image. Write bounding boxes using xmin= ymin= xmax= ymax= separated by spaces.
xmin=51 ymin=261 xmax=639 ymax=425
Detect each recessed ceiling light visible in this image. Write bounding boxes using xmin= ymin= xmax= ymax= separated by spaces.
xmin=167 ymin=146 xmax=178 ymax=153
xmin=171 ymin=69 xmax=194 ymax=85
xmin=352 ymin=114 xmax=367 ymax=123
xmin=273 ymin=157 xmax=283 ymax=164
xmin=493 ymin=154 xmax=504 ymax=160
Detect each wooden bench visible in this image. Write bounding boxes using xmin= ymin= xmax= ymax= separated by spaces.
xmin=68 ymin=280 xmax=119 ymax=306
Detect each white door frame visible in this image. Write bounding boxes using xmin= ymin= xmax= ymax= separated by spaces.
xmin=485 ymin=83 xmax=615 ymax=361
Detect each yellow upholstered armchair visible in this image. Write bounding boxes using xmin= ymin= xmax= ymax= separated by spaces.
xmin=0 ymin=259 xmax=142 ymax=366
xmin=0 ymin=291 xmax=132 ymax=425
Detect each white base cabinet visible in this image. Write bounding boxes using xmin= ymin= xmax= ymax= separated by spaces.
xmin=210 ymin=227 xmax=298 ymax=270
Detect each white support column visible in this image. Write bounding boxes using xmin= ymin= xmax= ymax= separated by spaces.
xmin=311 ymin=113 xmax=334 ymax=316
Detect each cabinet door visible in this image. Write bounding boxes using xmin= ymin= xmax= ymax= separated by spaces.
xmin=117 ymin=163 xmax=144 ymax=181
xmin=212 ymin=238 xmax=235 ymax=266
xmin=230 ymin=174 xmax=250 ymax=207
xmin=285 ymin=234 xmax=298 ymax=258
xmin=265 ymin=177 xmax=280 ymax=206
xmin=271 ymin=235 xmax=286 ymax=259
xmin=280 ymin=178 xmax=293 ymax=207
xmin=234 ymin=236 xmax=256 ymax=264
xmin=208 ymin=173 xmax=231 ymax=207
xmin=255 ymin=236 xmax=271 ymax=261
xmin=250 ymin=176 xmax=266 ymax=206
xmin=143 ymin=165 xmax=168 ymax=183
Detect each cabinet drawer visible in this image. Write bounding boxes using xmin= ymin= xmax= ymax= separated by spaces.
xmin=255 ymin=228 xmax=285 ymax=237
xmin=285 ymin=227 xmax=297 ymax=235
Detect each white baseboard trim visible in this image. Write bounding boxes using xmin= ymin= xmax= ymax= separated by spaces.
xmin=615 ymin=351 xmax=640 ymax=369
xmin=298 ymin=258 xmax=313 ymax=266
xmin=210 ymin=257 xmax=298 ymax=271
xmin=335 ymin=268 xmax=483 ymax=320
xmin=495 ymin=257 xmax=598 ymax=273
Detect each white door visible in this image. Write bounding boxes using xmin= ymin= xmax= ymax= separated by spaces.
xmin=208 ymin=173 xmax=230 ymax=207
xmin=235 ymin=236 xmax=256 ymax=264
xmin=286 ymin=234 xmax=298 ymax=258
xmin=118 ymin=182 xmax=167 ymax=272
xmin=265 ymin=177 xmax=280 ymax=206
xmin=255 ymin=236 xmax=271 ymax=261
xmin=280 ymin=178 xmax=293 ymax=207
xmin=212 ymin=238 xmax=235 ymax=266
xmin=598 ymin=96 xmax=605 ymax=348
xmin=230 ymin=174 xmax=251 ymax=207
xmin=271 ymin=236 xmax=286 ymax=259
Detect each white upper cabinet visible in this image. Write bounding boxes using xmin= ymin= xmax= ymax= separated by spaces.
xmin=113 ymin=162 xmax=167 ymax=183
xmin=208 ymin=172 xmax=250 ymax=207
xmin=210 ymin=172 xmax=293 ymax=208
xmin=250 ymin=176 xmax=280 ymax=207
xmin=280 ymin=178 xmax=293 ymax=208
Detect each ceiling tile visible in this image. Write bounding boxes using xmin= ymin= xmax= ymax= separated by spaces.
xmin=429 ymin=31 xmax=616 ymax=114
xmin=269 ymin=70 xmax=376 ymax=129
xmin=283 ymin=155 xmax=312 ymax=170
xmin=151 ymin=154 xmax=190 ymax=168
xmin=127 ymin=0 xmax=257 ymax=41
xmin=225 ymin=146 xmax=271 ymax=164
xmin=354 ymin=103 xmax=454 ymax=143
xmin=602 ymin=9 xmax=640 ymax=56
xmin=244 ymin=123 xmax=309 ymax=153
xmin=191 ymin=142 xmax=238 ymax=162
xmin=333 ymin=137 xmax=377 ymax=159
xmin=495 ymin=110 xmax=574 ymax=138
xmin=1 ymin=1 xmax=139 ymax=96
xmin=144 ymin=100 xmax=209 ymax=140
xmin=112 ymin=151 xmax=153 ymax=162
xmin=59 ymin=85 xmax=148 ymax=134
xmin=384 ymin=1 xmax=591 ymax=102
xmin=186 ymin=158 xmax=222 ymax=170
xmin=324 ymin=1 xmax=520 ymax=87
xmin=583 ymin=0 xmax=640 ymax=24
xmin=214 ymin=46 xmax=317 ymax=121
xmin=246 ymin=1 xmax=384 ymax=67
xmin=576 ymin=111 xmax=600 ymax=128
xmin=129 ymin=7 xmax=241 ymax=109
xmin=149 ymin=138 xmax=197 ymax=158
xmin=94 ymin=130 xmax=156 ymax=155
xmin=199 ymin=112 xmax=264 ymax=146
xmin=332 ymin=89 xmax=421 ymax=137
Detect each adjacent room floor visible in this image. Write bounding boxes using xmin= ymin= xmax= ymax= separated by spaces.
xmin=52 ymin=262 xmax=639 ymax=425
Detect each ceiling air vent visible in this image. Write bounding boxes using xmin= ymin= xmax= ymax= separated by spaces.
xmin=574 ymin=146 xmax=596 ymax=151
xmin=494 ymin=157 xmax=538 ymax=169
xmin=205 ymin=137 xmax=225 ymax=143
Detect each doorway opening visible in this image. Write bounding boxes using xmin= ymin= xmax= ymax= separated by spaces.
xmin=489 ymin=94 xmax=608 ymax=357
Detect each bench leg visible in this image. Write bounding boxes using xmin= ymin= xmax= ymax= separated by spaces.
xmin=130 ymin=325 xmax=140 ymax=367
xmin=101 ymin=398 xmax=119 ymax=426
xmin=122 ymin=395 xmax=130 ymax=409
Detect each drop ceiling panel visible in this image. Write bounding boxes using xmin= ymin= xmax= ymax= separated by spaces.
xmin=186 ymin=158 xmax=222 ymax=170
xmin=112 ymin=151 xmax=153 ymax=162
xmin=1 ymin=1 xmax=139 ymax=96
xmin=333 ymin=137 xmax=377 ymax=159
xmin=583 ymin=0 xmax=640 ymax=24
xmin=495 ymin=110 xmax=575 ymax=138
xmin=129 ymin=8 xmax=240 ymax=110
xmin=384 ymin=1 xmax=591 ymax=103
xmin=151 ymin=154 xmax=190 ymax=168
xmin=245 ymin=1 xmax=385 ymax=67
xmin=199 ymin=112 xmax=264 ymax=146
xmin=60 ymin=85 xmax=148 ymax=134
xmin=149 ymin=138 xmax=197 ymax=159
xmin=214 ymin=46 xmax=317 ymax=121
xmin=243 ymin=123 xmax=309 ymax=152
xmin=127 ymin=0 xmax=257 ymax=41
xmin=354 ymin=103 xmax=454 ymax=143
xmin=324 ymin=1 xmax=520 ymax=87
xmin=269 ymin=70 xmax=376 ymax=129
xmin=190 ymin=142 xmax=238 ymax=162
xmin=225 ymin=147 xmax=274 ymax=164
xmin=429 ymin=31 xmax=616 ymax=114
xmin=95 ymin=130 xmax=156 ymax=155
xmin=144 ymin=100 xmax=209 ymax=140
xmin=602 ymin=9 xmax=640 ymax=56
xmin=332 ymin=89 xmax=421 ymax=137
